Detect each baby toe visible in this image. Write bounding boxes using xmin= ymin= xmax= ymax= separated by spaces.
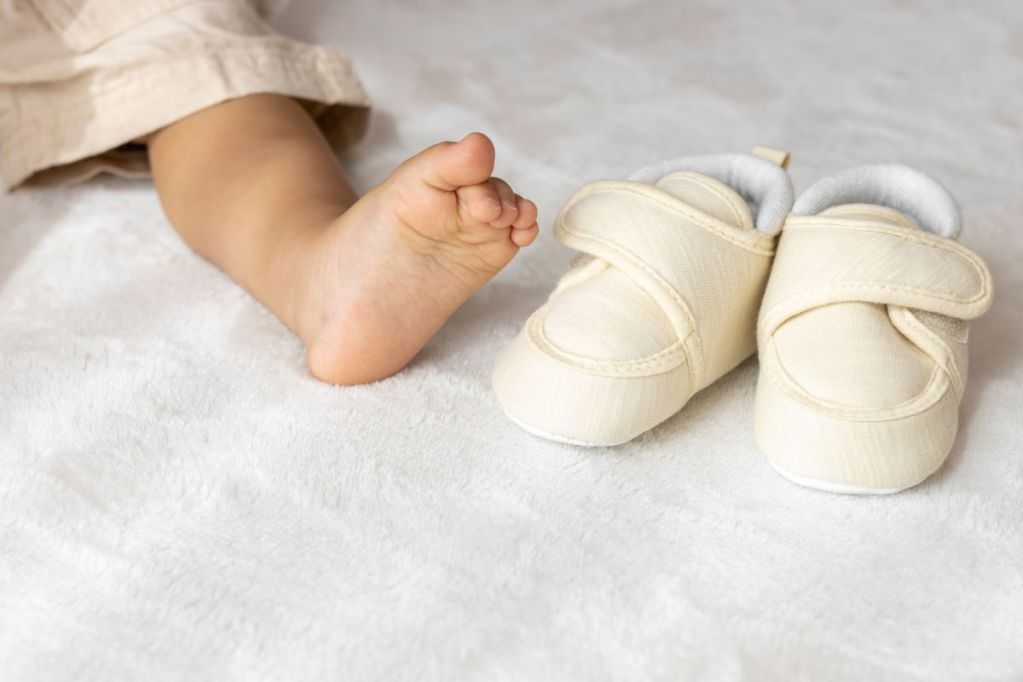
xmin=510 ymin=223 xmax=540 ymax=247
xmin=457 ymin=181 xmax=503 ymax=224
xmin=489 ymin=178 xmax=519 ymax=229
xmin=511 ymin=195 xmax=538 ymax=230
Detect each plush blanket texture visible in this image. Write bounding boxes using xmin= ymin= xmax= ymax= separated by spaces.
xmin=2 ymin=1 xmax=1022 ymax=680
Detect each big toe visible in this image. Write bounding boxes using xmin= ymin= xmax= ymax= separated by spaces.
xmin=407 ymin=132 xmax=496 ymax=191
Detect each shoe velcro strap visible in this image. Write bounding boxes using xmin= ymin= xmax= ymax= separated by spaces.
xmin=554 ymin=180 xmax=775 ymax=387
xmin=758 ymin=216 xmax=994 ymax=342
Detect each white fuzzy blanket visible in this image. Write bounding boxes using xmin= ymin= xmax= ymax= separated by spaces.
xmin=2 ymin=1 xmax=1022 ymax=680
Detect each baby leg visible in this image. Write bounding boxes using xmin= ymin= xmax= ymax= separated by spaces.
xmin=148 ymin=94 xmax=538 ymax=384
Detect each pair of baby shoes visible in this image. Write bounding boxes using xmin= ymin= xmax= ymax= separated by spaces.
xmin=492 ymin=147 xmax=993 ymax=494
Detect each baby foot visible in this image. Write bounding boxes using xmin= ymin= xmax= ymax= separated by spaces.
xmin=294 ymin=133 xmax=539 ymax=384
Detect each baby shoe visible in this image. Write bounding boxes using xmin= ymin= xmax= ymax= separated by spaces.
xmin=493 ymin=147 xmax=794 ymax=445
xmin=755 ymin=165 xmax=994 ymax=493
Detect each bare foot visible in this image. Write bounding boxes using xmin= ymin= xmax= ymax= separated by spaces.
xmin=290 ymin=133 xmax=539 ymax=385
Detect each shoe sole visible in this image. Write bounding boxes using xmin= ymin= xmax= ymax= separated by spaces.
xmin=765 ymin=459 xmax=923 ymax=495
xmin=502 ymin=408 xmax=628 ymax=447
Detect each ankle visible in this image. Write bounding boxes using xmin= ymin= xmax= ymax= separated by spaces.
xmin=253 ymin=208 xmax=340 ymax=339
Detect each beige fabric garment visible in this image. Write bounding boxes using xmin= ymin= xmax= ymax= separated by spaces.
xmin=0 ymin=0 xmax=371 ymax=189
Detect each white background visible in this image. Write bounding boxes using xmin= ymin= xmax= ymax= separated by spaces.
xmin=1 ymin=1 xmax=1021 ymax=679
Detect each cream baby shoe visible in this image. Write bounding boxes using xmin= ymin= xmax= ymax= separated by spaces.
xmin=493 ymin=147 xmax=794 ymax=445
xmin=755 ymin=165 xmax=994 ymax=494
